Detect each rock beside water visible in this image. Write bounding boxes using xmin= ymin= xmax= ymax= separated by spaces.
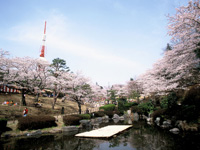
xmin=27 ymin=130 xmax=42 ymax=137
xmin=119 ymin=116 xmax=124 ymax=121
xmin=161 ymin=120 xmax=172 ymax=129
xmin=112 ymin=114 xmax=119 ymax=120
xmin=175 ymin=120 xmax=198 ymax=132
xmin=169 ymin=128 xmax=180 ymax=134
xmin=79 ymin=120 xmax=91 ymax=128
xmin=155 ymin=117 xmax=161 ymax=126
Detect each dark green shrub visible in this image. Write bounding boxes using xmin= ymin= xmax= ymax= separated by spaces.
xmin=151 ymin=109 xmax=166 ymax=121
xmin=124 ymin=102 xmax=138 ymax=110
xmin=99 ymin=104 xmax=115 ymax=111
xmin=158 ymin=92 xmax=178 ymax=110
xmin=113 ymin=109 xmax=121 ymax=115
xmin=18 ymin=115 xmax=57 ymax=131
xmin=175 ymin=105 xmax=198 ymax=121
xmin=0 ymin=118 xmax=7 ymax=130
xmin=180 ymin=85 xmax=200 ymax=121
xmin=164 ymin=105 xmax=181 ymax=118
xmin=104 ymin=111 xmax=114 ymax=118
xmin=160 ymin=96 xmax=168 ymax=109
xmin=93 ymin=111 xmax=105 ymax=117
xmin=118 ymin=98 xmax=127 ymax=114
xmin=138 ymin=101 xmax=155 ymax=116
xmin=79 ymin=114 xmax=91 ymax=119
xmin=167 ymin=92 xmax=178 ymax=109
xmin=183 ymin=85 xmax=200 ymax=109
xmin=63 ymin=115 xmax=82 ymax=126
xmin=131 ymin=106 xmax=143 ymax=115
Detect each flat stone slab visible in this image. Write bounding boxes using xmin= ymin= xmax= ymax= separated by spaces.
xmin=75 ymin=125 xmax=132 ymax=138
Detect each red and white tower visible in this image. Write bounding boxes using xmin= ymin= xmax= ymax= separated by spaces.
xmin=40 ymin=21 xmax=47 ymax=57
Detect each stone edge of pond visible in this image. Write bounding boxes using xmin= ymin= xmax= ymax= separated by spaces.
xmin=0 ymin=113 xmax=133 ymax=139
xmin=146 ymin=116 xmax=200 ymax=134
xmin=1 ymin=126 xmax=80 ymax=139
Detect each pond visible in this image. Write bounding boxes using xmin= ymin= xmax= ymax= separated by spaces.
xmin=1 ymin=120 xmax=200 ymax=150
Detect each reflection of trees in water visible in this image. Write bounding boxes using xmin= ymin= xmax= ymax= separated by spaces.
xmin=129 ymin=124 xmax=200 ymax=150
xmin=108 ymin=130 xmax=130 ymax=148
xmin=62 ymin=136 xmax=96 ymax=150
xmin=3 ymin=135 xmax=55 ymax=150
xmin=2 ymin=134 xmax=97 ymax=150
xmin=128 ymin=122 xmax=175 ymax=150
xmin=106 ymin=121 xmax=200 ymax=150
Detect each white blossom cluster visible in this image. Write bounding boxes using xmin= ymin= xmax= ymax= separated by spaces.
xmin=0 ymin=51 xmax=107 ymax=110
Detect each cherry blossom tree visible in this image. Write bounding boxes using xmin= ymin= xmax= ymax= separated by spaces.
xmin=0 ymin=49 xmax=10 ymax=82
xmin=48 ymin=58 xmax=71 ymax=109
xmin=66 ymin=72 xmax=93 ymax=114
xmin=89 ymin=84 xmax=107 ymax=107
xmin=111 ymin=84 xmax=127 ymax=98
xmin=47 ymin=71 xmax=72 ymax=109
xmin=3 ymin=56 xmax=50 ymax=105
xmin=125 ymin=79 xmax=142 ymax=102
xmin=104 ymin=84 xmax=128 ymax=105
xmin=167 ymin=0 xmax=200 ymax=85
xmin=137 ymin=0 xmax=200 ymax=96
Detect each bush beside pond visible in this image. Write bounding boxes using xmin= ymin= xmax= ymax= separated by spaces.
xmin=63 ymin=115 xmax=82 ymax=126
xmin=92 ymin=110 xmax=120 ymax=118
xmin=131 ymin=106 xmax=143 ymax=115
xmin=124 ymin=102 xmax=138 ymax=110
xmin=103 ymin=111 xmax=114 ymax=118
xmin=151 ymin=108 xmax=166 ymax=122
xmin=181 ymin=85 xmax=200 ymax=121
xmin=93 ymin=111 xmax=105 ymax=117
xmin=160 ymin=87 xmax=200 ymax=122
xmin=99 ymin=104 xmax=115 ymax=111
xmin=79 ymin=114 xmax=91 ymax=119
xmin=18 ymin=115 xmax=57 ymax=131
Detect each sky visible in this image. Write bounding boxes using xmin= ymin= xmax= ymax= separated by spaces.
xmin=0 ymin=0 xmax=189 ymax=86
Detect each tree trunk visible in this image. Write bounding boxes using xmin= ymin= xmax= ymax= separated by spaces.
xmin=137 ymin=96 xmax=139 ymax=103
xmin=35 ymin=93 xmax=40 ymax=102
xmin=52 ymin=91 xmax=58 ymax=109
xmin=52 ymin=96 xmax=56 ymax=109
xmin=52 ymin=85 xmax=58 ymax=109
xmin=21 ymin=89 xmax=26 ymax=106
xmin=78 ymin=101 xmax=82 ymax=114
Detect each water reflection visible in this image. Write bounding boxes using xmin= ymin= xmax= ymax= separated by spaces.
xmin=1 ymin=120 xmax=200 ymax=150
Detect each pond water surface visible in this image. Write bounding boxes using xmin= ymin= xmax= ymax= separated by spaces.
xmin=1 ymin=120 xmax=200 ymax=150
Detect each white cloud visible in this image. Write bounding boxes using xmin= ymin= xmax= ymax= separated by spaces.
xmin=5 ymin=11 xmax=144 ymax=73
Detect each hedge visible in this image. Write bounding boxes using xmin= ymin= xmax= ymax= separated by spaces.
xmin=138 ymin=101 xmax=155 ymax=116
xmin=93 ymin=111 xmax=105 ymax=117
xmin=99 ymin=104 xmax=116 ymax=111
xmin=18 ymin=115 xmax=57 ymax=131
xmin=104 ymin=111 xmax=114 ymax=118
xmin=79 ymin=114 xmax=91 ymax=119
xmin=63 ymin=115 xmax=82 ymax=126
